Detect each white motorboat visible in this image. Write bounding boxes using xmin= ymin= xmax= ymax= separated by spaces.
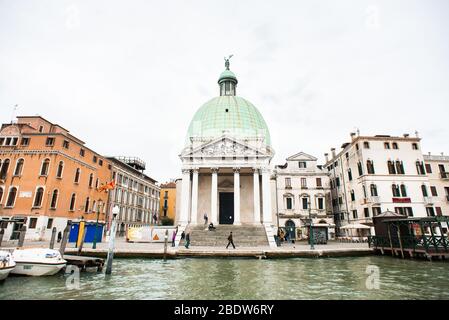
xmin=11 ymin=248 xmax=67 ymax=276
xmin=0 ymin=251 xmax=16 ymax=281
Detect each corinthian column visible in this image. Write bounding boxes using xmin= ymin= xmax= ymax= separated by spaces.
xmin=180 ymin=169 xmax=191 ymax=225
xmin=211 ymin=167 xmax=218 ymax=224
xmin=261 ymin=168 xmax=272 ymax=224
xmin=253 ymin=167 xmax=261 ymax=223
xmin=190 ymin=168 xmax=199 ymax=224
xmin=233 ymin=167 xmax=241 ymax=225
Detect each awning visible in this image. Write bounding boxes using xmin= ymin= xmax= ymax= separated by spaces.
xmin=340 ymin=223 xmax=371 ymax=230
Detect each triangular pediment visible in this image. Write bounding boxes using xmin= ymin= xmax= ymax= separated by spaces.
xmin=218 ymin=179 xmax=234 ymax=188
xmin=181 ymin=135 xmax=272 ymax=158
xmin=286 ymin=151 xmax=317 ymax=161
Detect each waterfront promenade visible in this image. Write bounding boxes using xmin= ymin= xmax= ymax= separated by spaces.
xmin=0 ymin=238 xmax=372 ymax=259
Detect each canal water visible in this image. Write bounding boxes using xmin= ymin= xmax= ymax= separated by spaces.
xmin=1 ymin=256 xmax=449 ymax=299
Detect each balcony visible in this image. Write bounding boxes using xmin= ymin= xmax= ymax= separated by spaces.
xmin=423 ymin=196 xmax=434 ymax=205
xmin=360 ymin=196 xmax=381 ymax=205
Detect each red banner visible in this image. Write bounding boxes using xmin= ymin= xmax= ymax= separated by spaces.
xmin=392 ymin=197 xmax=411 ymax=203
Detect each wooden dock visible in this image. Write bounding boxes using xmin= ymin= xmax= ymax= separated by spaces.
xmin=63 ymin=255 xmax=105 ymax=272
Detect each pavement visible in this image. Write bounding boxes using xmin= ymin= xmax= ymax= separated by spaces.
xmin=0 ymin=238 xmax=373 ymax=258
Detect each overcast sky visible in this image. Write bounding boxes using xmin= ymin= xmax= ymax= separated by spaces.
xmin=1 ymin=0 xmax=448 ymax=183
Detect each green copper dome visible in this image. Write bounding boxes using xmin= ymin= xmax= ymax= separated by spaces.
xmin=218 ymin=69 xmax=237 ymax=82
xmin=186 ymin=95 xmax=271 ymax=146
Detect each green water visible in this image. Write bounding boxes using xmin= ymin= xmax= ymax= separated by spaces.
xmin=1 ymin=256 xmax=449 ymax=299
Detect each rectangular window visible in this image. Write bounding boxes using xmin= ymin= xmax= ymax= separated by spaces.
xmin=426 ymin=207 xmax=435 ymax=217
xmin=21 ymin=137 xmax=30 ymax=146
xmin=29 ymin=218 xmax=38 ymax=229
xmin=430 ymin=186 xmax=438 ymax=197
xmin=302 ymin=198 xmax=308 ymax=209
xmin=425 ymin=164 xmax=432 ymax=173
xmin=298 ymin=162 xmax=307 ymax=168
xmin=301 ymin=178 xmax=307 ymax=188
xmin=384 ymin=142 xmax=390 ymax=149
xmin=316 ymin=178 xmax=322 ymax=188
xmin=80 ymin=148 xmax=85 ymax=157
xmin=63 ymin=140 xmax=70 ymax=149
xmin=436 ymin=207 xmax=442 ymax=216
xmin=285 ymin=178 xmax=291 ymax=188
xmin=99 ymin=159 xmax=103 ymax=166
xmin=335 ymin=177 xmax=340 ymax=187
xmin=93 ymin=155 xmax=98 ymax=163
xmin=364 ymin=208 xmax=370 ymax=218
xmin=352 ymin=210 xmax=358 ymax=219
xmin=372 ymin=207 xmax=381 ymax=216
xmin=317 ymin=198 xmax=324 ymax=210
xmin=45 ymin=137 xmax=55 ymax=146
xmin=286 ymin=197 xmax=293 ymax=210
xmin=47 ymin=218 xmax=53 ymax=229
xmin=348 ymin=169 xmax=352 ymax=181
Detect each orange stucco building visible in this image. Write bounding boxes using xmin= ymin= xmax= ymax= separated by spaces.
xmin=159 ymin=181 xmax=176 ymax=221
xmin=0 ymin=116 xmax=112 ymax=241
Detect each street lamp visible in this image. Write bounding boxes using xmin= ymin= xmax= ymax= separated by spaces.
xmin=308 ymin=200 xmax=314 ymax=250
xmin=93 ymin=198 xmax=103 ymax=249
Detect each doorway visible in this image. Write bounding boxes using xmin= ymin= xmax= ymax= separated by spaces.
xmin=219 ymin=192 xmax=234 ymax=224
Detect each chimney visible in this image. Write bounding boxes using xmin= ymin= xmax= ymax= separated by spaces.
xmin=403 ymin=133 xmax=409 ymax=138
xmin=324 ymin=153 xmax=329 ymax=163
xmin=441 ymin=152 xmax=444 ymax=156
xmin=350 ymin=132 xmax=356 ymax=141
xmin=331 ymin=148 xmax=336 ymax=159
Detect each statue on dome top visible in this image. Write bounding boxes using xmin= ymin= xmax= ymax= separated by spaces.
xmin=224 ymin=54 xmax=233 ymax=70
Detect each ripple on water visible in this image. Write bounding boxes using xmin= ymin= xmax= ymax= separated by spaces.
xmin=1 ymin=256 xmax=449 ymax=299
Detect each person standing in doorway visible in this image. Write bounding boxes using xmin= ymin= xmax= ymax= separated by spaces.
xmin=184 ymin=233 xmax=190 ymax=249
xmin=226 ymin=232 xmax=235 ymax=249
xmin=204 ymin=213 xmax=208 ymax=225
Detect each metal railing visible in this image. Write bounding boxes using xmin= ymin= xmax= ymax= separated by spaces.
xmin=368 ymin=235 xmax=449 ymax=252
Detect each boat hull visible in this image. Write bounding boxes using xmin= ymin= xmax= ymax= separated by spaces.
xmin=0 ymin=265 xmax=16 ymax=281
xmin=11 ymin=262 xmax=66 ymax=276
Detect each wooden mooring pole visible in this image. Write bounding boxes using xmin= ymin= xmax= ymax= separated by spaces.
xmin=49 ymin=227 xmax=57 ymax=249
xmin=105 ymin=212 xmax=118 ymax=275
xmin=59 ymin=223 xmax=71 ymax=256
xmin=18 ymin=226 xmax=27 ymax=248
xmin=77 ymin=227 xmax=87 ymax=256
xmin=397 ymin=228 xmax=405 ymax=259
xmin=163 ymin=229 xmax=169 ymax=261
xmin=387 ymin=225 xmax=394 ymax=256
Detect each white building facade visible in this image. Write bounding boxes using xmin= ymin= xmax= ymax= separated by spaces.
xmin=273 ymin=152 xmax=334 ymax=241
xmin=324 ymin=132 xmax=430 ymax=236
xmin=423 ymin=154 xmax=449 ymax=216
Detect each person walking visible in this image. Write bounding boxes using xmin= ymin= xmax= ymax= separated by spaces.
xmin=57 ymin=231 xmax=62 ymax=243
xmin=184 ymin=233 xmax=190 ymax=249
xmin=226 ymin=232 xmax=235 ymax=249
xmin=171 ymin=230 xmax=176 ymax=247
xmin=204 ymin=213 xmax=208 ymax=225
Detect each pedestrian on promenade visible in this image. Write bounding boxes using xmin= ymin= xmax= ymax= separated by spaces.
xmin=57 ymin=231 xmax=62 ymax=243
xmin=153 ymin=213 xmax=158 ymax=225
xmin=181 ymin=231 xmax=185 ymax=240
xmin=184 ymin=233 xmax=190 ymax=249
xmin=204 ymin=213 xmax=208 ymax=225
xmin=171 ymin=230 xmax=176 ymax=247
xmin=226 ymin=232 xmax=235 ymax=249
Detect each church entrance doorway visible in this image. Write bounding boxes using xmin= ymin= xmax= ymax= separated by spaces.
xmin=219 ymin=192 xmax=234 ymax=224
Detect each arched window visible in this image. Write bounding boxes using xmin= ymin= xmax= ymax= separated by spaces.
xmin=421 ymin=185 xmax=428 ymax=197
xmin=95 ymin=178 xmax=99 ymax=189
xmin=40 ymin=158 xmax=50 ymax=176
xmin=0 ymin=159 xmax=10 ymax=180
xmin=357 ymin=161 xmax=363 ymax=176
xmin=363 ymin=141 xmax=370 ymax=149
xmin=387 ymin=160 xmax=396 ymax=174
xmin=6 ymin=187 xmax=17 ymax=207
xmin=74 ymin=168 xmax=80 ymax=183
xmin=416 ymin=161 xmax=425 ymax=175
xmin=14 ymin=159 xmax=24 ymax=176
xmin=362 ymin=185 xmax=367 ymax=198
xmin=370 ymin=184 xmax=378 ymax=197
xmin=284 ymin=194 xmax=294 ymax=210
xmin=69 ymin=193 xmax=76 ymax=211
xmin=33 ymin=187 xmax=44 ymax=207
xmin=366 ymin=160 xmax=375 ymax=174
xmin=392 ymin=184 xmax=401 ymax=197
xmin=88 ymin=173 xmax=94 ymax=188
xmin=92 ymin=200 xmax=97 ymax=213
xmin=84 ymin=197 xmax=90 ymax=213
xmin=392 ymin=142 xmax=399 ymax=149
xmin=395 ymin=161 xmax=405 ymax=174
xmin=350 ymin=190 xmax=355 ymax=201
xmin=0 ymin=187 xmax=4 ymax=204
xmin=50 ymin=189 xmax=58 ymax=209
xmin=347 ymin=168 xmax=352 ymax=181
xmin=56 ymin=161 xmax=64 ymax=178
xmin=400 ymin=184 xmax=407 ymax=197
